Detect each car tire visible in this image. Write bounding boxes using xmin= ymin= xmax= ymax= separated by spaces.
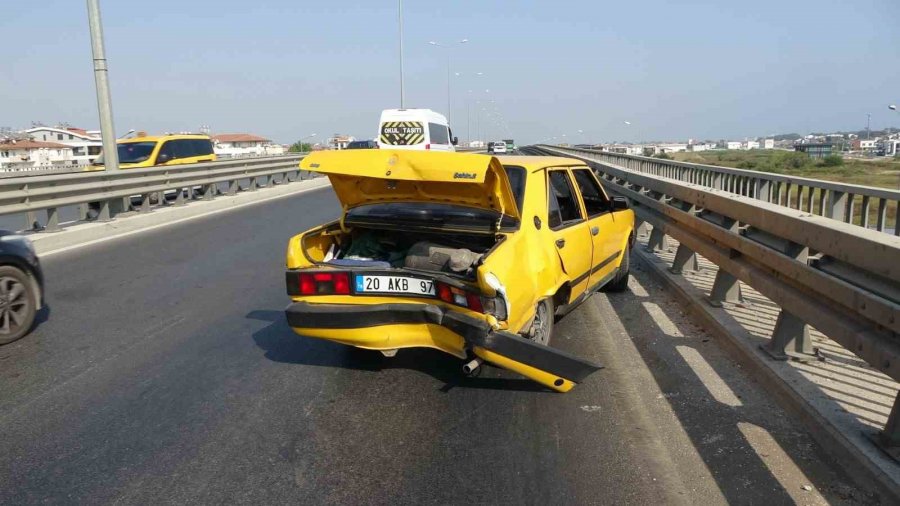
xmin=529 ymin=298 xmax=554 ymax=346
xmin=604 ymin=244 xmax=630 ymax=293
xmin=0 ymin=265 xmax=38 ymax=345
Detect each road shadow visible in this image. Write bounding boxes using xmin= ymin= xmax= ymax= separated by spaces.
xmin=601 ymin=259 xmax=879 ymax=504
xmin=247 ymin=309 xmax=548 ymax=394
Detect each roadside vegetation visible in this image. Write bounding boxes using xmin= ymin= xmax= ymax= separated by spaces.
xmin=671 ymin=150 xmax=900 ymax=190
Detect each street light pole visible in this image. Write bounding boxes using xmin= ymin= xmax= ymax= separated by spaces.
xmin=428 ymin=39 xmax=467 ymax=124
xmin=398 ymin=0 xmax=405 ymax=108
xmin=86 ymin=0 xmax=119 ymax=172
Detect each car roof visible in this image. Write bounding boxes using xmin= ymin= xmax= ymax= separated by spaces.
xmin=119 ymin=134 xmax=211 ymax=143
xmin=496 ymin=155 xmax=587 ymax=170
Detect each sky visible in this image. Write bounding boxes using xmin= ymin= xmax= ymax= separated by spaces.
xmin=2 ymin=0 xmax=898 ymax=145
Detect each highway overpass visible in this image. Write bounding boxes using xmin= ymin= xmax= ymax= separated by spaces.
xmin=0 ymin=150 xmax=898 ymax=503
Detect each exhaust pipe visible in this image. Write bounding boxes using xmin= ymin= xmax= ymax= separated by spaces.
xmin=463 ymin=358 xmax=483 ymax=375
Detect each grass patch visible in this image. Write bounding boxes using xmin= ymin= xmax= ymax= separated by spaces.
xmin=671 ymin=150 xmax=900 ymax=190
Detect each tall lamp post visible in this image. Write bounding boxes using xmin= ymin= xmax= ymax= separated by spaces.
xmin=427 ymin=39 xmax=468 ymax=124
xmin=86 ymin=0 xmax=119 ymax=173
xmin=398 ymin=0 xmax=405 ymax=108
xmin=299 ymin=133 xmax=317 ymax=152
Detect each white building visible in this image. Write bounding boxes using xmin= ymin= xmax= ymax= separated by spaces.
xmin=726 ymin=141 xmax=742 ymax=150
xmin=0 ymin=140 xmax=74 ymax=171
xmin=762 ymin=139 xmax=775 ymax=149
xmin=689 ymin=143 xmax=714 ymax=152
xmin=859 ymin=139 xmax=877 ymax=150
xmin=25 ymin=126 xmax=101 ymax=166
xmin=327 ymin=134 xmax=356 ymax=150
xmin=744 ymin=141 xmax=760 ymax=150
xmin=883 ymin=139 xmax=900 ymax=156
xmin=657 ymin=143 xmax=688 ymax=153
xmin=211 ymin=133 xmax=285 ymax=158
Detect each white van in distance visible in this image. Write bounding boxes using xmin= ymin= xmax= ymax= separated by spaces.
xmin=377 ymin=109 xmax=458 ymax=152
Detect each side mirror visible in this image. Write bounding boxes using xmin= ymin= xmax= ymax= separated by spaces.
xmin=156 ymin=153 xmax=171 ymax=164
xmin=452 ymin=136 xmax=459 ymax=146
xmin=611 ymin=196 xmax=629 ymax=211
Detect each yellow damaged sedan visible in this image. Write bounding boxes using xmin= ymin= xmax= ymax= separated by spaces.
xmin=285 ymin=150 xmax=635 ymax=392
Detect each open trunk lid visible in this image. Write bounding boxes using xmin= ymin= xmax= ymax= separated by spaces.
xmin=299 ymin=150 xmax=520 ymax=221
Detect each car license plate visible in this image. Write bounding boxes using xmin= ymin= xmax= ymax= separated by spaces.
xmin=355 ymin=275 xmax=435 ymax=296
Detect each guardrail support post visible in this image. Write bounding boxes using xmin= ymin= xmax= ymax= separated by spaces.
xmin=175 ymin=188 xmax=186 ymax=207
xmin=140 ymin=194 xmax=152 ymax=212
xmin=635 ymin=219 xmax=648 ymax=237
xmin=249 ymin=177 xmax=258 ymax=191
xmin=227 ymin=180 xmax=239 ymax=196
xmin=670 ymin=244 xmax=700 ymax=274
xmin=872 ymin=394 xmax=900 ymax=459
xmin=762 ymin=310 xmax=815 ymax=362
xmin=45 ymin=208 xmax=60 ymax=232
xmin=707 ymin=268 xmax=743 ymax=307
xmin=98 ymin=200 xmax=112 ymax=221
xmin=203 ymin=184 xmax=215 ymax=201
xmin=646 ymin=226 xmax=668 ymax=252
xmin=25 ymin=211 xmax=38 ymax=231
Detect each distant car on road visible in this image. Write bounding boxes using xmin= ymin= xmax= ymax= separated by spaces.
xmin=345 ymin=140 xmax=378 ymax=150
xmin=89 ymin=134 xmax=216 ymax=170
xmin=0 ymin=231 xmax=43 ymax=344
xmin=283 ymin=150 xmax=635 ymax=392
xmin=491 ymin=141 xmax=508 ymax=154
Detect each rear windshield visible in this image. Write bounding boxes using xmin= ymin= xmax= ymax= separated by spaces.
xmin=345 ymin=202 xmax=518 ymax=231
xmin=380 ymin=122 xmax=424 ymax=145
xmin=504 ymin=166 xmax=526 ymax=214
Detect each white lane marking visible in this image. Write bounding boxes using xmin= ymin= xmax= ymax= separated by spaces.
xmin=628 ymin=276 xmax=650 ymax=297
xmin=676 ymin=345 xmax=743 ymax=407
xmin=579 ymin=405 xmax=602 ymax=413
xmin=642 ymin=301 xmax=683 ymax=337
xmin=42 ymin=183 xmax=328 ymax=257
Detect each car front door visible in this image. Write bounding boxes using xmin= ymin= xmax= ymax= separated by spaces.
xmin=571 ymin=167 xmax=621 ymax=289
xmin=547 ymin=169 xmax=593 ymax=303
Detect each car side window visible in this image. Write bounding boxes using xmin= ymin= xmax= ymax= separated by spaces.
xmin=572 ymin=169 xmax=610 ymax=217
xmin=548 ymin=170 xmax=583 ymax=229
xmin=428 ymin=123 xmax=449 ymax=144
xmin=157 ymin=141 xmax=177 ymax=163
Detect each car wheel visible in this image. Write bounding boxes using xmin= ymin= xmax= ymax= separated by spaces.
xmin=0 ymin=266 xmax=37 ymax=345
xmin=530 ymin=299 xmax=554 ymax=346
xmin=604 ymin=243 xmax=630 ymax=293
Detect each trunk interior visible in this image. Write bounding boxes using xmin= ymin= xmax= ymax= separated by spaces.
xmin=302 ymin=224 xmax=499 ymax=279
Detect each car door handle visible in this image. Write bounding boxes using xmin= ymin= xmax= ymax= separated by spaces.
xmin=555 ymin=239 xmax=566 ymax=248
xmin=591 ymin=226 xmax=599 ymax=236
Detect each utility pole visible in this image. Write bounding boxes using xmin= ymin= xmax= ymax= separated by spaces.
xmin=867 ymin=113 xmax=871 ymax=140
xmin=398 ymin=0 xmax=405 ymax=108
xmin=87 ymin=0 xmax=119 ymax=172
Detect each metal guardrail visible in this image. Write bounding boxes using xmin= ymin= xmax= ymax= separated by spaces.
xmin=540 ymin=146 xmax=900 ymax=235
xmin=524 ymin=144 xmax=900 ymax=450
xmin=0 ymin=155 xmax=308 ymax=232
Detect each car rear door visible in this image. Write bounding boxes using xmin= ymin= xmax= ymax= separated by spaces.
xmin=570 ymin=167 xmax=620 ymax=289
xmin=546 ymin=169 xmax=593 ymax=302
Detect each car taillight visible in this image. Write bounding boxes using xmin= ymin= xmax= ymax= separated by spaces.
xmin=436 ymin=281 xmax=485 ymax=313
xmin=299 ymin=273 xmax=316 ymax=295
xmin=466 ymin=293 xmax=484 ymax=313
xmin=437 ymin=283 xmax=452 ymax=303
xmin=294 ymin=271 xmax=350 ymax=295
xmin=425 ymin=143 xmax=431 ymax=150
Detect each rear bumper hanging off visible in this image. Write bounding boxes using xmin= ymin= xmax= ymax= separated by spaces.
xmin=286 ymin=302 xmax=602 ymax=390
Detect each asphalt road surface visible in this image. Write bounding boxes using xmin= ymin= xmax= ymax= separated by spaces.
xmin=0 ymin=187 xmax=875 ymax=504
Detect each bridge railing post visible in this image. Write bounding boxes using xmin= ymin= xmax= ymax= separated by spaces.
xmin=45 ymin=207 xmax=60 ymax=232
